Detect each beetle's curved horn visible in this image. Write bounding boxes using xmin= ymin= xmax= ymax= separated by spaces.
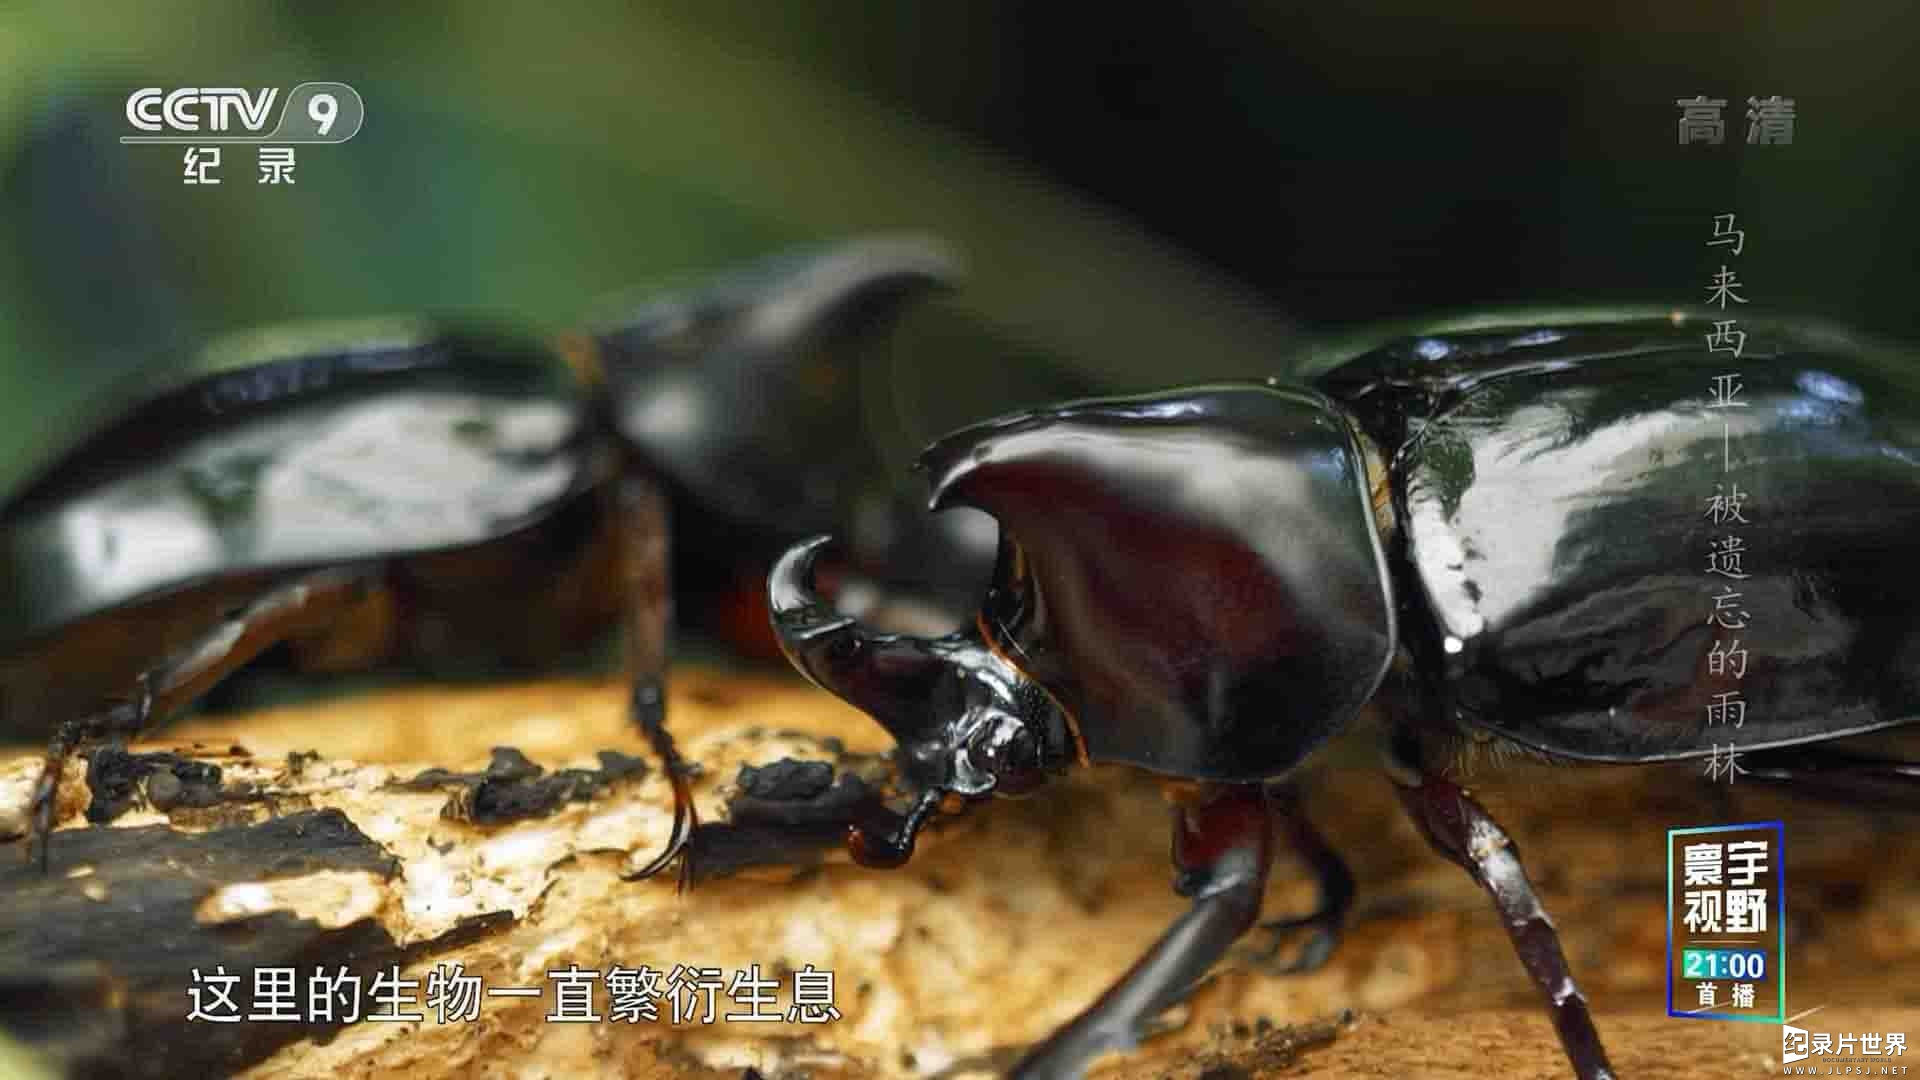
xmin=769 ymin=535 xmax=954 ymax=745
xmin=737 ymin=234 xmax=959 ymax=358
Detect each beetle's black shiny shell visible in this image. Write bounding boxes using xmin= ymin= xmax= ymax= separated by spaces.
xmin=920 ymin=384 xmax=1397 ymax=781
xmin=1318 ymin=315 xmax=1920 ymax=761
xmin=593 ymin=236 xmax=957 ymax=541
xmin=0 ymin=320 xmax=602 ymax=652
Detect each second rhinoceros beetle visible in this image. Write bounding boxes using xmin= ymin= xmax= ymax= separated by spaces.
xmin=4 ymin=235 xmax=974 ymax=871
xmin=655 ymin=312 xmax=1920 ymax=1078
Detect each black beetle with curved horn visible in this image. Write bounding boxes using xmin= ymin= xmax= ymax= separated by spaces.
xmin=628 ymin=308 xmax=1920 ymax=1080
xmin=757 ymin=383 xmax=1401 ymax=1078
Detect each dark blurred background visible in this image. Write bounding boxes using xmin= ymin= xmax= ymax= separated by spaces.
xmin=3 ymin=1 xmax=1917 ymax=493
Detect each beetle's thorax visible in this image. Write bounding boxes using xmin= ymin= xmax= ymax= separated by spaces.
xmin=913 ymin=384 xmax=1398 ymax=783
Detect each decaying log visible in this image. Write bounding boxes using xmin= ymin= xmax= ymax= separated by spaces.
xmin=1 ymin=668 xmax=1917 ymax=1078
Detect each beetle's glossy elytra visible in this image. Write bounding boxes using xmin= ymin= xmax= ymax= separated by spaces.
xmin=1318 ymin=319 xmax=1920 ymax=763
xmin=726 ymin=310 xmax=1920 ymax=1080
xmin=3 ymin=325 xmax=600 ymax=632
xmin=0 ymin=322 xmax=623 ymax=735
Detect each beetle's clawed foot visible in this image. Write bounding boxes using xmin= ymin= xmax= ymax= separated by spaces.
xmin=622 ymin=753 xmax=698 ymax=887
xmin=624 ymin=676 xmax=700 ymax=891
xmin=1248 ymin=783 xmax=1355 ymax=976
xmin=623 ymin=801 xmax=697 ymax=890
xmin=20 ymin=684 xmax=154 ymax=875
xmin=1245 ymin=909 xmax=1344 ymax=975
xmin=621 ymin=755 xmax=949 ymax=885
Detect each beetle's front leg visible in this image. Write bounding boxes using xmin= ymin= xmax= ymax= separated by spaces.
xmin=1010 ymin=782 xmax=1274 ymax=1079
xmin=625 ymin=757 xmax=948 ymax=888
xmin=1386 ymin=739 xmax=1616 ymax=1080
xmin=1246 ymin=780 xmax=1355 ymax=975
xmin=24 ymin=683 xmax=151 ymax=873
xmin=616 ymin=471 xmax=672 ymax=737
xmin=669 ymin=759 xmax=923 ymax=883
xmin=610 ymin=465 xmax=710 ymax=888
xmin=622 ymin=678 xmax=700 ymax=889
xmin=23 ymin=569 xmax=378 ymax=872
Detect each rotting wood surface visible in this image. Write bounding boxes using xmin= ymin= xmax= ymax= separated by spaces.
xmin=2 ymin=669 xmax=1917 ymax=1078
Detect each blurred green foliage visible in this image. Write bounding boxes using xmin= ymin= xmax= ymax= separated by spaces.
xmin=0 ymin=2 xmax=1298 ymax=498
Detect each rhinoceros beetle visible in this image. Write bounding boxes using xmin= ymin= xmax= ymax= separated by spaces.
xmin=3 ymin=235 xmax=977 ymax=871
xmin=643 ymin=312 xmax=1920 ymax=1078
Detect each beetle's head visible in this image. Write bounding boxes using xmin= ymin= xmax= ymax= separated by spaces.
xmin=768 ymin=535 xmax=1073 ymax=865
xmin=772 ymin=384 xmax=1397 ymax=832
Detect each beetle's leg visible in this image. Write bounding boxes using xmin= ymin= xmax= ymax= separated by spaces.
xmin=25 ymin=685 xmax=151 ymax=872
xmin=613 ymin=469 xmax=710 ymax=889
xmin=677 ymin=766 xmax=908 ymax=883
xmin=845 ymin=786 xmax=944 ymax=869
xmin=626 ymin=767 xmax=948 ymax=888
xmin=1009 ymin=782 xmax=1273 ymax=1079
xmin=622 ymin=678 xmax=700 ymax=890
xmin=1246 ymin=781 xmax=1355 ymax=975
xmin=626 ymin=742 xmax=957 ymax=885
xmin=617 ymin=471 xmax=672 ymax=741
xmin=23 ymin=570 xmax=377 ymax=872
xmin=1387 ymin=745 xmax=1616 ymax=1080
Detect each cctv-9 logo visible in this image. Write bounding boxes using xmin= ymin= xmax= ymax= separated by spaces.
xmin=122 ymin=82 xmax=363 ymax=143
